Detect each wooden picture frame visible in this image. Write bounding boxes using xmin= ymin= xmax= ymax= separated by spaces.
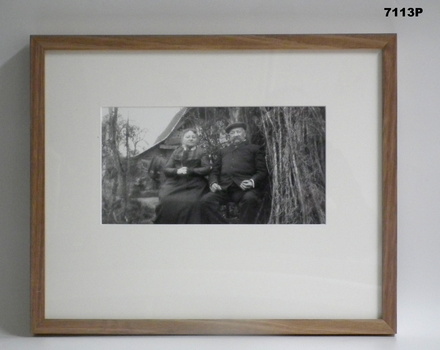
xmin=31 ymin=34 xmax=397 ymax=335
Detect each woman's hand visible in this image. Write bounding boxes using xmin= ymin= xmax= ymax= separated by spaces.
xmin=210 ymin=183 xmax=222 ymax=192
xmin=177 ymin=167 xmax=188 ymax=175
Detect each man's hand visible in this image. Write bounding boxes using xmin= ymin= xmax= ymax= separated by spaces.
xmin=210 ymin=183 xmax=222 ymax=192
xmin=177 ymin=167 xmax=188 ymax=175
xmin=240 ymin=180 xmax=254 ymax=191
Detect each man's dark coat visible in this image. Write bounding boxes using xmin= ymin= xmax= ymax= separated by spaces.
xmin=209 ymin=143 xmax=267 ymax=189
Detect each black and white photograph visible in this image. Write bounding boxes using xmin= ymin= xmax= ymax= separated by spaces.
xmin=101 ymin=106 xmax=325 ymax=225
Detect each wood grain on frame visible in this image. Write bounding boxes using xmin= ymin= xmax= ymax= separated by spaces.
xmin=381 ymin=34 xmax=398 ymax=333
xmin=31 ymin=34 xmax=397 ymax=335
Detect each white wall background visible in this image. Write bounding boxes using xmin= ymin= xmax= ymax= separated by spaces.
xmin=0 ymin=0 xmax=439 ymax=349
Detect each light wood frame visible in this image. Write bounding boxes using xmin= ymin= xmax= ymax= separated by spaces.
xmin=31 ymin=34 xmax=397 ymax=335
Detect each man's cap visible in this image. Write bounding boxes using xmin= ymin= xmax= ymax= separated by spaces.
xmin=225 ymin=122 xmax=247 ymax=133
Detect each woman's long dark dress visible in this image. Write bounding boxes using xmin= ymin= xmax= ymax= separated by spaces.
xmin=154 ymin=146 xmax=211 ymax=224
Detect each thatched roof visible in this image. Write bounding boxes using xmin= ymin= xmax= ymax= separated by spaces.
xmin=153 ymin=107 xmax=187 ymax=145
xmin=134 ymin=107 xmax=187 ymax=159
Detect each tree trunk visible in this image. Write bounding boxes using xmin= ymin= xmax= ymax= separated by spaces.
xmin=108 ymin=107 xmax=128 ymax=222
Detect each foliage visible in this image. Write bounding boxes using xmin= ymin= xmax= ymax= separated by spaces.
xmin=101 ymin=107 xmax=149 ymax=224
xmin=182 ymin=107 xmax=231 ymax=161
xmin=257 ymin=107 xmax=325 ymax=224
xmin=102 ymin=106 xmax=326 ymax=225
xmin=178 ymin=106 xmax=325 ymax=224
xmin=102 ymin=198 xmax=156 ymax=224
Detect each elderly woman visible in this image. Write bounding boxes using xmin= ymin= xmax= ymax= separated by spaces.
xmin=154 ymin=129 xmax=211 ymax=224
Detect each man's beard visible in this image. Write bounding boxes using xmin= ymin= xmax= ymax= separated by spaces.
xmin=231 ymin=137 xmax=245 ymax=144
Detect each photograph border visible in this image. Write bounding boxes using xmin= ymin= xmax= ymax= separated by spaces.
xmin=31 ymin=34 xmax=397 ymax=335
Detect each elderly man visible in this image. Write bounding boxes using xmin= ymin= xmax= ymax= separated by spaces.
xmin=200 ymin=122 xmax=267 ymax=224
